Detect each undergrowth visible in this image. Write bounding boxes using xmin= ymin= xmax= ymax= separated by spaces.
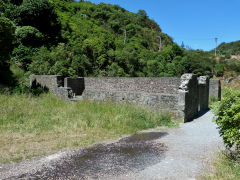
xmin=0 ymin=93 xmax=176 ymax=163
xmin=203 ymin=88 xmax=240 ymax=180
xmin=201 ymin=152 xmax=240 ymax=180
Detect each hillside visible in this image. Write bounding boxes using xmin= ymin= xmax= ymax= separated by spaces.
xmin=210 ymin=40 xmax=240 ymax=80
xmin=1 ymin=0 xmax=217 ymax=89
xmin=216 ymin=40 xmax=240 ymax=55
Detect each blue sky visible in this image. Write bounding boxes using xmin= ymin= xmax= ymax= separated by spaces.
xmin=84 ymin=0 xmax=240 ymax=51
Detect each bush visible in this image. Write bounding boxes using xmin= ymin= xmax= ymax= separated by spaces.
xmin=0 ymin=16 xmax=15 ymax=64
xmin=214 ymin=64 xmax=225 ymax=77
xmin=15 ymin=26 xmax=44 ymax=46
xmin=214 ymin=89 xmax=240 ymax=153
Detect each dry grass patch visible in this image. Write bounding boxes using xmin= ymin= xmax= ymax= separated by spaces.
xmin=200 ymin=152 xmax=240 ymax=180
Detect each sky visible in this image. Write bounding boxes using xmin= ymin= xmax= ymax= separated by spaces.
xmin=84 ymin=0 xmax=240 ymax=51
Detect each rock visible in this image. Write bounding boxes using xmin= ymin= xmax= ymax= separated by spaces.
xmin=224 ymin=78 xmax=234 ymax=83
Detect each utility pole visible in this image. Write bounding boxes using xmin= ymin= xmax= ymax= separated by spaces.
xmin=214 ymin=37 xmax=218 ymax=56
xmin=157 ymin=36 xmax=162 ymax=51
xmin=122 ymin=29 xmax=127 ymax=44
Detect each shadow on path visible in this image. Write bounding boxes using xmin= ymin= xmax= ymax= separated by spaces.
xmin=17 ymin=132 xmax=168 ymax=180
xmin=186 ymin=109 xmax=210 ymax=123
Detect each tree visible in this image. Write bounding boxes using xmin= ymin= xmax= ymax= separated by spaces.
xmin=0 ymin=17 xmax=15 ymax=66
xmin=15 ymin=26 xmax=44 ymax=46
xmin=9 ymin=0 xmax=23 ymax=5
xmin=137 ymin=9 xmax=148 ymax=18
xmin=181 ymin=41 xmax=185 ymax=48
xmin=0 ymin=17 xmax=16 ymax=84
xmin=16 ymin=0 xmax=61 ymax=43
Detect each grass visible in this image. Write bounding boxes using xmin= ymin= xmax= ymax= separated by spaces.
xmin=200 ymin=152 xmax=240 ymax=180
xmin=209 ymin=95 xmax=219 ymax=105
xmin=202 ymin=88 xmax=240 ymax=180
xmin=0 ymin=93 xmax=176 ymax=163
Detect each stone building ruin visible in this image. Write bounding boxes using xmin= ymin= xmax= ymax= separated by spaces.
xmin=30 ymin=74 xmax=221 ymax=123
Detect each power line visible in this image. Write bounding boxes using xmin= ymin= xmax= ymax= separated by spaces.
xmin=174 ymin=37 xmax=217 ymax=41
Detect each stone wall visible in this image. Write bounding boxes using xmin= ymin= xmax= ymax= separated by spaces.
xmin=54 ymin=87 xmax=73 ymax=101
xmin=82 ymin=77 xmax=182 ymax=119
xmin=30 ymin=74 xmax=212 ymax=123
xmin=30 ymin=75 xmax=73 ymax=100
xmin=209 ymin=79 xmax=221 ymax=100
xmin=84 ymin=77 xmax=181 ymax=94
xmin=198 ymin=76 xmax=209 ymax=111
xmin=30 ymin=75 xmax=63 ymax=91
xmin=83 ymin=90 xmax=180 ymax=118
xmin=178 ymin=74 xmax=199 ymax=122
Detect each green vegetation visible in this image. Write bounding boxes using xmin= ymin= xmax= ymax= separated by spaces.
xmin=213 ymin=88 xmax=240 ymax=151
xmin=216 ymin=40 xmax=240 ymax=56
xmin=210 ymin=40 xmax=240 ymax=77
xmin=0 ymin=0 xmax=218 ymax=90
xmin=0 ymin=93 xmax=176 ymax=163
xmin=222 ymin=59 xmax=240 ymax=75
xmin=209 ymin=95 xmax=219 ymax=107
xmin=0 ymin=16 xmax=16 ymax=85
xmin=201 ymin=153 xmax=240 ymax=180
xmin=205 ymin=88 xmax=240 ymax=180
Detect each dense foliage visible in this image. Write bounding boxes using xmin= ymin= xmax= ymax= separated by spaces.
xmin=0 ymin=16 xmax=16 ymax=85
xmin=216 ymin=40 xmax=240 ymax=55
xmin=0 ymin=0 xmax=218 ymax=88
xmin=214 ymin=89 xmax=240 ymax=152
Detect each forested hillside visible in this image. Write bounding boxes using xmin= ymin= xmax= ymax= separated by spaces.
xmin=0 ymin=0 xmax=217 ymax=89
xmin=216 ymin=40 xmax=240 ymax=55
xmin=209 ymin=40 xmax=240 ymax=79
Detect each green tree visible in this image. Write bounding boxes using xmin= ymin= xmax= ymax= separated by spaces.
xmin=0 ymin=17 xmax=15 ymax=64
xmin=16 ymin=0 xmax=61 ymax=43
xmin=0 ymin=17 xmax=16 ymax=84
xmin=15 ymin=26 xmax=44 ymax=46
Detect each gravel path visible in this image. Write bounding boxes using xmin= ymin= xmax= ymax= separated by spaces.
xmin=114 ymin=111 xmax=224 ymax=180
xmin=0 ymin=111 xmax=223 ymax=180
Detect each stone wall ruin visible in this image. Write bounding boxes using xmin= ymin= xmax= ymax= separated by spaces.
xmin=30 ymin=74 xmax=220 ymax=123
xmin=198 ymin=76 xmax=210 ymax=111
xmin=209 ymin=79 xmax=221 ymax=101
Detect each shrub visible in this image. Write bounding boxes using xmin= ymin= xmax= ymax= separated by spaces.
xmin=214 ymin=64 xmax=225 ymax=77
xmin=0 ymin=16 xmax=15 ymax=64
xmin=214 ymin=89 xmax=240 ymax=153
xmin=15 ymin=26 xmax=44 ymax=46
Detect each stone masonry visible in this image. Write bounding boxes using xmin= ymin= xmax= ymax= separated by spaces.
xmin=209 ymin=79 xmax=221 ymax=100
xmin=178 ymin=74 xmax=199 ymax=122
xmin=30 ymin=75 xmax=73 ymax=101
xmin=198 ymin=76 xmax=210 ymax=111
xmin=30 ymin=74 xmax=219 ymax=123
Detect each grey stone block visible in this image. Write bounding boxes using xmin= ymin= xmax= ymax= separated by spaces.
xmin=209 ymin=79 xmax=221 ymax=100
xmin=198 ymin=76 xmax=209 ymax=111
xmin=178 ymin=73 xmax=199 ymax=122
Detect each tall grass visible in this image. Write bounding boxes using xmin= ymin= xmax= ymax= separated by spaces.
xmin=200 ymin=152 xmax=240 ymax=180
xmin=0 ymin=93 xmax=176 ymax=163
